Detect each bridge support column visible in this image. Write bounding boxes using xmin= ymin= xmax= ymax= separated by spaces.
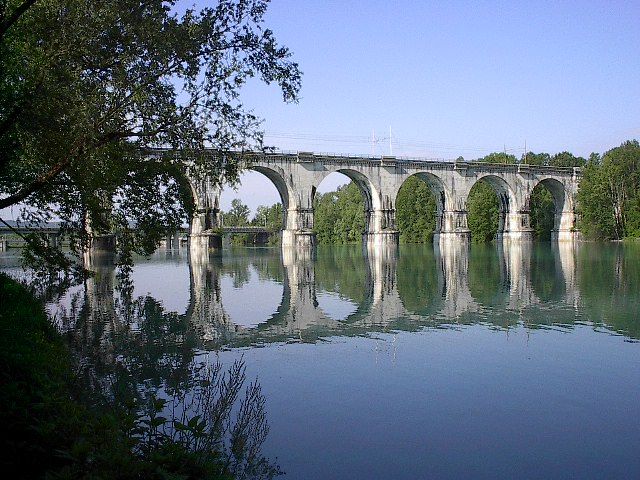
xmin=83 ymin=234 xmax=116 ymax=267
xmin=364 ymin=208 xmax=399 ymax=247
xmin=434 ymin=210 xmax=471 ymax=244
xmin=190 ymin=232 xmax=222 ymax=250
xmin=282 ymin=207 xmax=315 ymax=248
xmin=552 ymin=210 xmax=580 ymax=242
xmin=164 ymin=233 xmax=180 ymax=249
xmin=500 ymin=240 xmax=535 ymax=308
xmin=190 ymin=207 xmax=222 ymax=250
xmin=89 ymin=234 xmax=116 ymax=251
xmin=281 ymin=246 xmax=317 ymax=330
xmin=500 ymin=210 xmax=534 ymax=242
xmin=364 ymin=243 xmax=399 ymax=305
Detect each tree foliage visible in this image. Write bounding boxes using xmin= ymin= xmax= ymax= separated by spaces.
xmin=578 ymin=140 xmax=640 ymax=239
xmin=467 ymin=181 xmax=500 ymax=242
xmin=223 ymin=199 xmax=251 ymax=227
xmin=0 ymin=0 xmax=301 ymax=278
xmin=314 ymin=183 xmax=365 ymax=244
xmin=396 ymin=176 xmax=437 ymax=243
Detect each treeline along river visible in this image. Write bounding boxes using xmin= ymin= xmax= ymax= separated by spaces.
xmin=2 ymin=241 xmax=639 ymax=478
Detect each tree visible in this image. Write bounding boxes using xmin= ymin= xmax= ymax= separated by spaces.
xmin=529 ymin=184 xmax=555 ymax=240
xmin=478 ymin=152 xmax=517 ymax=164
xmin=552 ymin=151 xmax=586 ymax=167
xmin=223 ymin=198 xmax=250 ymax=226
xmin=0 ymin=0 xmax=301 ymax=278
xmin=252 ymin=203 xmax=283 ymax=232
xmin=578 ymin=140 xmax=640 ymax=239
xmin=314 ymin=183 xmax=364 ymax=244
xmin=396 ymin=176 xmax=436 ymax=243
xmin=522 ymin=151 xmax=551 ymax=165
xmin=467 ymin=182 xmax=500 ymax=242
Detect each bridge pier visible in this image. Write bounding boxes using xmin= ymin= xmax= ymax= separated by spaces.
xmin=164 ymin=232 xmax=181 ymax=249
xmin=552 ymin=210 xmax=580 ymax=242
xmin=83 ymin=234 xmax=116 ymax=267
xmin=282 ymin=229 xmax=316 ymax=248
xmin=281 ymin=246 xmax=318 ymax=329
xmin=500 ymin=240 xmax=536 ymax=308
xmin=190 ymin=232 xmax=222 ymax=250
xmin=89 ymin=234 xmax=116 ymax=251
xmin=435 ymin=240 xmax=478 ymax=318
xmin=189 ymin=205 xmax=223 ymax=249
xmin=363 ymin=230 xmax=399 ymax=247
xmin=434 ymin=210 xmax=471 ymax=244
xmin=499 ymin=211 xmax=535 ymax=242
xmin=282 ymin=206 xmax=316 ymax=248
xmin=364 ymin=207 xmax=399 ymax=247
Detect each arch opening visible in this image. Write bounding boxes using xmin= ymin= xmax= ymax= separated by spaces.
xmin=218 ymin=167 xmax=289 ymax=246
xmin=313 ymin=170 xmax=378 ymax=244
xmin=395 ymin=173 xmax=447 ymax=243
xmin=530 ymin=178 xmax=567 ymax=240
xmin=466 ymin=175 xmax=515 ymax=242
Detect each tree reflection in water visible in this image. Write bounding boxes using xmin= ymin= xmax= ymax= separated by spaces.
xmin=57 ymin=255 xmax=283 ymax=479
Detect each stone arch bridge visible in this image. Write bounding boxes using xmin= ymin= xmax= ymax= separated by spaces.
xmin=188 ymin=151 xmax=581 ymax=248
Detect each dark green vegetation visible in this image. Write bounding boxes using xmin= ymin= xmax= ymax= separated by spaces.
xmin=0 ymin=272 xmax=280 ymax=478
xmin=396 ymin=177 xmax=437 ymax=243
xmin=0 ymin=0 xmax=300 ymax=278
xmin=314 ymin=183 xmax=365 ymax=244
xmin=578 ymin=140 xmax=640 ymax=239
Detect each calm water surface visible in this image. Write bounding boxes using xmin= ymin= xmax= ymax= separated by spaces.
xmin=3 ymin=242 xmax=640 ymax=479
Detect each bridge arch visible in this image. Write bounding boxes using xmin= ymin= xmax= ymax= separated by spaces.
xmin=320 ymin=168 xmax=381 ymax=210
xmin=466 ymin=174 xmax=519 ymax=239
xmin=249 ymin=165 xmax=291 ymax=210
xmin=529 ymin=177 xmax=574 ymax=237
xmin=313 ymin=168 xmax=383 ymax=242
xmin=247 ymin=164 xmax=294 ymax=231
xmin=394 ymin=172 xmax=451 ymax=238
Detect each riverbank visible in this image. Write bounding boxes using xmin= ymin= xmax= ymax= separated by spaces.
xmin=0 ymin=273 xmax=235 ymax=479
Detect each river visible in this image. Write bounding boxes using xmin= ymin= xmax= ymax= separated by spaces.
xmin=2 ymin=242 xmax=640 ymax=479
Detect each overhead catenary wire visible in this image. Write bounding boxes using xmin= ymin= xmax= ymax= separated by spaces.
xmin=264 ymin=131 xmax=523 ymax=157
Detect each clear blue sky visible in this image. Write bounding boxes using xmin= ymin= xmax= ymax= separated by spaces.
xmin=215 ymin=0 xmax=640 ymax=212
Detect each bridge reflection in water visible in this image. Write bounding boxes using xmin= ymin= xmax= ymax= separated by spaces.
xmin=79 ymin=240 xmax=589 ymax=351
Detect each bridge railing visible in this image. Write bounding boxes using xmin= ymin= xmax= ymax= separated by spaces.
xmin=140 ymin=147 xmax=580 ymax=175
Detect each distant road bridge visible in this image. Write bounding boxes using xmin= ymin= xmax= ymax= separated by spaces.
xmin=0 ymin=221 xmax=272 ymax=250
xmin=221 ymin=226 xmax=272 ymax=234
xmin=186 ymin=151 xmax=581 ymax=248
xmin=0 ymin=221 xmax=63 ymax=250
